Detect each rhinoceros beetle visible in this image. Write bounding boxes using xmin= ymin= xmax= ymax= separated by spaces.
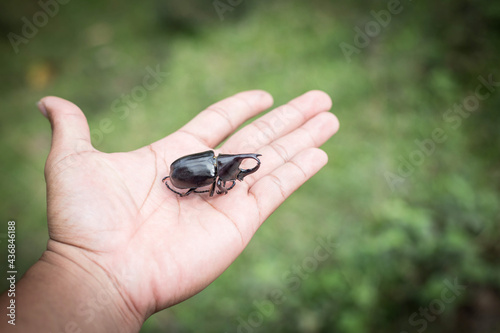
xmin=162 ymin=150 xmax=261 ymax=197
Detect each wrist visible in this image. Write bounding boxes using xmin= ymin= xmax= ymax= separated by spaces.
xmin=2 ymin=247 xmax=144 ymax=332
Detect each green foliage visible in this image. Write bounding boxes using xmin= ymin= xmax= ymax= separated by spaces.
xmin=1 ymin=0 xmax=499 ymax=332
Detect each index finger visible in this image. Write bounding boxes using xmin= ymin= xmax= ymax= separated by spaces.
xmin=176 ymin=90 xmax=274 ymax=148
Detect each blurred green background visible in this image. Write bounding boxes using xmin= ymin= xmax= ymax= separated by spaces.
xmin=1 ymin=0 xmax=500 ymax=332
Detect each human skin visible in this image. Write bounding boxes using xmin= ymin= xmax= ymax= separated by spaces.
xmin=0 ymin=90 xmax=339 ymax=332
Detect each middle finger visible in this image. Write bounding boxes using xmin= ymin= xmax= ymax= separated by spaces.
xmin=222 ymin=90 xmax=333 ymax=153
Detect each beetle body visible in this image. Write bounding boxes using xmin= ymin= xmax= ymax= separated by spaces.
xmin=162 ymin=150 xmax=261 ymax=197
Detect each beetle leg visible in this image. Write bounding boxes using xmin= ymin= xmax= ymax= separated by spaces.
xmin=192 ymin=185 xmax=214 ymax=195
xmin=226 ymin=180 xmax=236 ymax=191
xmin=180 ymin=188 xmax=198 ymax=197
xmin=163 ymin=176 xmax=197 ymax=197
xmin=216 ymin=179 xmax=226 ymax=195
xmin=209 ymin=181 xmax=216 ymax=197
xmin=216 ymin=179 xmax=236 ymax=195
xmin=164 ymin=177 xmax=184 ymax=196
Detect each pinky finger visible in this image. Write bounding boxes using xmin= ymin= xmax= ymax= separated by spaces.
xmin=249 ymin=148 xmax=329 ymax=221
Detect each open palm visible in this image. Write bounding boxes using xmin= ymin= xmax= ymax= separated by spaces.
xmin=39 ymin=90 xmax=339 ymax=322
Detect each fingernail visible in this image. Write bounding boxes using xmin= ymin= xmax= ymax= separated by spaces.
xmin=37 ymin=100 xmax=48 ymax=117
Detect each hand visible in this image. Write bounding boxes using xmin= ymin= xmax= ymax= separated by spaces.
xmin=5 ymin=90 xmax=339 ymax=332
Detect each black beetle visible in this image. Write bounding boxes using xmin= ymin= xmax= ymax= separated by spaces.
xmin=162 ymin=150 xmax=261 ymax=197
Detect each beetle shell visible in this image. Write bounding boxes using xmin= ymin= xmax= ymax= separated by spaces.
xmin=169 ymin=151 xmax=217 ymax=189
xmin=163 ymin=150 xmax=261 ymax=197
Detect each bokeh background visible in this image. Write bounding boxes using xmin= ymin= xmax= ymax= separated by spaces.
xmin=1 ymin=0 xmax=500 ymax=332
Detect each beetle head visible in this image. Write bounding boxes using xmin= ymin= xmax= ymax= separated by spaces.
xmin=217 ymin=153 xmax=262 ymax=181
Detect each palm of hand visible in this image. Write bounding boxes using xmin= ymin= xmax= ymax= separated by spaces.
xmin=40 ymin=90 xmax=338 ymax=317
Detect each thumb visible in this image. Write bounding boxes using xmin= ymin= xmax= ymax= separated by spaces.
xmin=38 ymin=96 xmax=94 ymax=155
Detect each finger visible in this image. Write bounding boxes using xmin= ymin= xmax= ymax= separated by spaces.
xmin=249 ymin=148 xmax=328 ymax=221
xmin=243 ymin=111 xmax=339 ymax=187
xmin=176 ymin=90 xmax=274 ymax=148
xmin=223 ymin=90 xmax=332 ymax=153
xmin=38 ymin=96 xmax=93 ymax=154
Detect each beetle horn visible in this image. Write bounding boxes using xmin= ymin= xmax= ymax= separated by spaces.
xmin=236 ymin=154 xmax=261 ymax=181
